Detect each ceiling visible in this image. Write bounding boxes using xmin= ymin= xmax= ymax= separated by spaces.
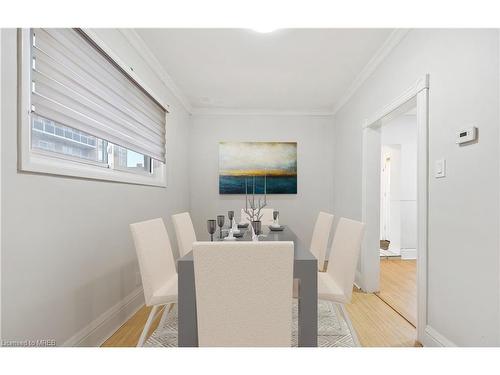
xmin=135 ymin=29 xmax=393 ymax=112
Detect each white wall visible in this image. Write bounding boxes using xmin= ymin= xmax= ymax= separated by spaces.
xmin=381 ymin=115 xmax=417 ymax=257
xmin=333 ymin=29 xmax=499 ymax=346
xmin=189 ymin=114 xmax=334 ymax=250
xmin=0 ymin=29 xmax=192 ymax=345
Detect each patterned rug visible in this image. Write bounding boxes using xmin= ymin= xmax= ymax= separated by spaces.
xmin=145 ymin=300 xmax=359 ymax=347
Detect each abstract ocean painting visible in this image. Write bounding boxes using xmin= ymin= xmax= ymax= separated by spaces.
xmin=219 ymin=142 xmax=297 ymax=194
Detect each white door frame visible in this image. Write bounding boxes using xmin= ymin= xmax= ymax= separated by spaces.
xmin=361 ymin=74 xmax=429 ymax=342
xmin=380 ymin=151 xmax=390 ymax=241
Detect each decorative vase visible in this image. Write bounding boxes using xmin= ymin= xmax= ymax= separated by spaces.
xmin=251 ymin=220 xmax=262 ymax=236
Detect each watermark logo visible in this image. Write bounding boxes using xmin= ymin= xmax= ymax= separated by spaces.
xmin=2 ymin=339 xmax=56 ymax=347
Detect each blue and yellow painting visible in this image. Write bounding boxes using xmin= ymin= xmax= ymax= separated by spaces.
xmin=219 ymin=142 xmax=297 ymax=194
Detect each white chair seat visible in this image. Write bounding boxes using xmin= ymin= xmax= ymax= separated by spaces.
xmin=150 ymin=276 xmax=178 ymax=306
xmin=318 ymin=273 xmax=348 ymax=304
xmin=313 ymin=217 xmax=365 ymax=346
xmin=292 ymin=273 xmax=347 ymax=303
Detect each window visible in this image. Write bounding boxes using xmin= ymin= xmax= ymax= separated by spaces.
xmin=19 ymin=28 xmax=168 ymax=187
xmin=113 ymin=145 xmax=152 ymax=174
xmin=31 ymin=114 xmax=106 ymax=162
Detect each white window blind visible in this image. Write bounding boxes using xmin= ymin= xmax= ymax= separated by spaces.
xmin=30 ymin=28 xmax=167 ymax=162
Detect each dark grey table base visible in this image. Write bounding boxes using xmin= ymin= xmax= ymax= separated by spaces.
xmin=177 ymin=226 xmax=318 ymax=347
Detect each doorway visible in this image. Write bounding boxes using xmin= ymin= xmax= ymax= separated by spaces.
xmin=360 ymin=75 xmax=429 ymax=343
xmin=377 ymin=108 xmax=418 ymax=327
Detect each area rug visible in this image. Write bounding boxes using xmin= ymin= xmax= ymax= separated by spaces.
xmin=144 ymin=300 xmax=359 ymax=347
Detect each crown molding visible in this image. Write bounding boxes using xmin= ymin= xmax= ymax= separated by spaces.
xmin=118 ymin=29 xmax=194 ymax=114
xmin=332 ymin=29 xmax=410 ymax=115
xmin=191 ymin=107 xmax=334 ymax=117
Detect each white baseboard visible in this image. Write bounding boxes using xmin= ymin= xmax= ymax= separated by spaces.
xmin=387 ymin=247 xmax=401 ymax=255
xmin=401 ymin=248 xmax=417 ymax=260
xmin=422 ymin=325 xmax=456 ymax=347
xmin=62 ymin=287 xmax=145 ymax=347
xmin=354 ymin=270 xmax=363 ymax=290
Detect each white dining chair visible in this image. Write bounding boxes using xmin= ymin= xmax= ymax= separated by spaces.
xmin=293 ymin=211 xmax=334 ymax=298
xmin=172 ymin=212 xmax=197 ymax=258
xmin=192 ymin=241 xmax=294 ymax=347
xmin=310 ymin=212 xmax=334 ymax=271
xmin=318 ymin=217 xmax=365 ymax=345
xmin=129 ymin=218 xmax=178 ymax=347
xmin=240 ymin=208 xmax=275 ymax=226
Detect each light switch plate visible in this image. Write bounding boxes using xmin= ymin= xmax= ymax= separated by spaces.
xmin=435 ymin=159 xmax=446 ymax=178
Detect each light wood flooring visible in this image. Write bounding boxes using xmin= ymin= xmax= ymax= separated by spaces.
xmin=102 ymin=304 xmax=168 ymax=348
xmin=376 ymin=258 xmax=417 ymax=327
xmin=103 ymin=288 xmax=419 ymax=347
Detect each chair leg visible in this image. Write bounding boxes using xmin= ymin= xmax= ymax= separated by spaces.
xmin=292 ymin=279 xmax=299 ymax=299
xmin=338 ymin=303 xmax=361 ymax=347
xmin=331 ymin=303 xmax=349 ymax=335
xmin=158 ymin=303 xmax=172 ymax=330
xmin=137 ymin=305 xmax=159 ymax=347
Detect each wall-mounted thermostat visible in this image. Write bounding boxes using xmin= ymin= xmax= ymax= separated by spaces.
xmin=456 ymin=126 xmax=477 ymax=144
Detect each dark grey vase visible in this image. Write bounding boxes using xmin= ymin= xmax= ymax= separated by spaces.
xmin=251 ymin=220 xmax=262 ymax=235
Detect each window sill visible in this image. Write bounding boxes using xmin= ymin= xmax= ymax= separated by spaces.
xmin=19 ymin=151 xmax=167 ymax=188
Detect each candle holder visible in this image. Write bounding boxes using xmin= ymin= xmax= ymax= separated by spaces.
xmin=207 ymin=219 xmax=216 ymax=241
xmin=228 ymin=210 xmax=234 ymax=228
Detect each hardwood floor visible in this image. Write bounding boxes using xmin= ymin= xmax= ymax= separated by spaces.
xmin=376 ymin=258 xmax=417 ymax=327
xmin=346 ymin=289 xmax=418 ymax=347
xmin=102 ymin=305 xmax=170 ymax=347
xmin=102 ymin=288 xmax=418 ymax=347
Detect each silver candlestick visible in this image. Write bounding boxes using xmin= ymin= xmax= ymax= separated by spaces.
xmin=243 ymin=175 xmax=267 ymax=222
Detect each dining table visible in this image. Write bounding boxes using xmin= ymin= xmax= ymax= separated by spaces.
xmin=177 ymin=225 xmax=318 ymax=347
